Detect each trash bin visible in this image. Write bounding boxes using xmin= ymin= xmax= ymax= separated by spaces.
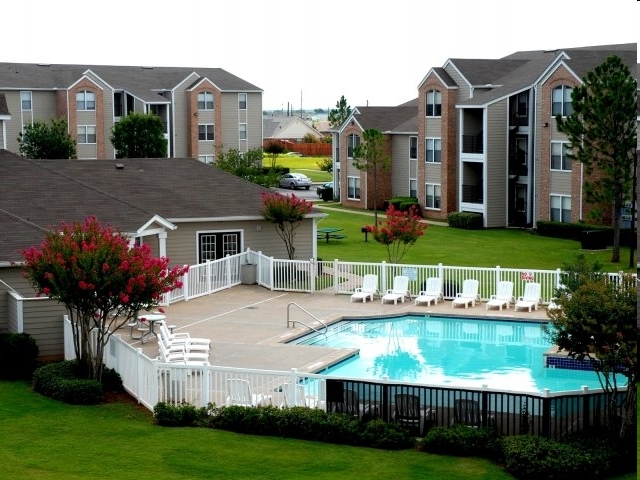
xmin=580 ymin=230 xmax=608 ymax=250
xmin=240 ymin=263 xmax=257 ymax=284
xmin=321 ymin=187 xmax=333 ymax=202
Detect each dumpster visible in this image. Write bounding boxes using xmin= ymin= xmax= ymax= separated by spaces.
xmin=580 ymin=230 xmax=608 ymax=250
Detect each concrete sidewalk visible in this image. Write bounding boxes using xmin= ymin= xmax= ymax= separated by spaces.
xmin=120 ymin=285 xmax=549 ymax=373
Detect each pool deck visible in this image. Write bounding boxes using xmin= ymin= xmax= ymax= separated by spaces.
xmin=121 ymin=285 xmax=551 ymax=374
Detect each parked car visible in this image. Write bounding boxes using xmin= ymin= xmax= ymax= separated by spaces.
xmin=279 ymin=173 xmax=312 ymax=190
xmin=316 ymin=181 xmax=333 ymax=198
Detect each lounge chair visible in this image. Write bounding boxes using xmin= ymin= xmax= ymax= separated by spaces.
xmin=226 ymin=378 xmax=268 ymax=407
xmin=414 ymin=277 xmax=443 ymax=306
xmin=350 ymin=274 xmax=379 ymax=303
xmin=381 ymin=276 xmax=411 ymax=304
xmin=157 ymin=338 xmax=210 ymax=364
xmin=158 ymin=322 xmax=211 ymax=349
xmin=514 ymin=282 xmax=541 ymax=312
xmin=452 ymin=279 xmax=480 ymax=308
xmin=485 ymin=281 xmax=514 ymax=311
xmin=452 ymin=399 xmax=494 ymax=428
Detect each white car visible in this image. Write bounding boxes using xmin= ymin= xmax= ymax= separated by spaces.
xmin=279 ymin=173 xmax=312 ymax=190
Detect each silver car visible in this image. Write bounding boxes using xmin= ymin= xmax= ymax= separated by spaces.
xmin=279 ymin=173 xmax=312 ymax=190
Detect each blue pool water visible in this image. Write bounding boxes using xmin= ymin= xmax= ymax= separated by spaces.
xmin=292 ymin=315 xmax=606 ymax=393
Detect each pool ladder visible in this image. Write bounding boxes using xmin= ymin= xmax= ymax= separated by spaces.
xmin=286 ymin=302 xmax=328 ymax=336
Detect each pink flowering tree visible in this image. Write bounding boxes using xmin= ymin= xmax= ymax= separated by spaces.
xmin=366 ymin=205 xmax=428 ymax=264
xmin=22 ymin=216 xmax=188 ymax=382
xmin=260 ymin=192 xmax=313 ymax=259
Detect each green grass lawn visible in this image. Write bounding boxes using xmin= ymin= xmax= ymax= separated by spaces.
xmin=263 ymin=154 xmax=332 ymax=182
xmin=0 ymin=381 xmax=513 ymax=480
xmin=314 ymin=206 xmax=634 ymax=273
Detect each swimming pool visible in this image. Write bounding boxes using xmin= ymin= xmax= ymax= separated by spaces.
xmin=291 ymin=315 xmax=605 ymax=393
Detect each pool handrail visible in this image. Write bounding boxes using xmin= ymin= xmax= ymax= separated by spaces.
xmin=286 ymin=302 xmax=328 ymax=336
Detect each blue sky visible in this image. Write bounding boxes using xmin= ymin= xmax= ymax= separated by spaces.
xmin=6 ymin=0 xmax=636 ymax=110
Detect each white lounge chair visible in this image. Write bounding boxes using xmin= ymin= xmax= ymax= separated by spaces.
xmin=514 ymin=282 xmax=541 ymax=312
xmin=158 ymin=326 xmax=210 ymax=355
xmin=350 ymin=274 xmax=379 ymax=303
xmin=226 ymin=378 xmax=268 ymax=407
xmin=452 ymin=279 xmax=480 ymax=308
xmin=414 ymin=277 xmax=443 ymax=306
xmin=157 ymin=339 xmax=210 ymax=364
xmin=381 ymin=276 xmax=411 ymax=304
xmin=485 ymin=281 xmax=514 ymax=311
xmin=158 ymin=322 xmax=211 ymax=349
xmin=280 ymin=382 xmax=312 ymax=408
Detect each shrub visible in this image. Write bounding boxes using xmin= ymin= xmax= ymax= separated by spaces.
xmin=387 ymin=196 xmax=420 ymax=214
xmin=447 ymin=212 xmax=483 ymax=229
xmin=31 ymin=360 xmax=121 ymax=405
xmin=419 ymin=425 xmax=503 ymax=461
xmin=0 ymin=332 xmax=39 ymax=380
xmin=157 ymin=403 xmax=416 ymax=450
xmin=502 ymin=435 xmax=619 ymax=480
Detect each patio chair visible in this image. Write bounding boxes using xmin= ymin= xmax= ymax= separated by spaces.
xmin=158 ymin=326 xmax=210 ymax=355
xmin=226 ymin=378 xmax=269 ymax=407
xmin=485 ymin=281 xmax=514 ymax=311
xmin=280 ymin=382 xmax=311 ymax=408
xmin=158 ymin=322 xmax=211 ymax=349
xmin=329 ymin=388 xmax=361 ymax=419
xmin=381 ymin=276 xmax=411 ymax=304
xmin=414 ymin=277 xmax=443 ymax=306
xmin=394 ymin=393 xmax=434 ymax=436
xmin=514 ymin=282 xmax=541 ymax=312
xmin=452 ymin=399 xmax=494 ymax=428
xmin=157 ymin=338 xmax=210 ymax=364
xmin=452 ymin=279 xmax=480 ymax=308
xmin=350 ymin=274 xmax=380 ymax=303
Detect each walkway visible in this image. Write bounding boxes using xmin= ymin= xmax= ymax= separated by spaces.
xmin=121 ymin=285 xmax=550 ymax=373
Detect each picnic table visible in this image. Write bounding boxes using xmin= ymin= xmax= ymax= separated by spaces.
xmin=317 ymin=227 xmax=347 ymax=243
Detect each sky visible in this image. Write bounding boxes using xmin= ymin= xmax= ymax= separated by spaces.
xmin=4 ymin=0 xmax=637 ymax=112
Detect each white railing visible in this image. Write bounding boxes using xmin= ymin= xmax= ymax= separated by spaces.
xmin=159 ymin=249 xmax=633 ymax=305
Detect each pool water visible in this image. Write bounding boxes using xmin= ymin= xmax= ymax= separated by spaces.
xmin=292 ymin=315 xmax=606 ymax=393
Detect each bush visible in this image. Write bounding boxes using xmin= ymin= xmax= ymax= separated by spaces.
xmin=156 ymin=403 xmax=415 ymax=450
xmin=536 ymin=220 xmax=635 ymax=246
xmin=387 ymin=196 xmax=420 ymax=214
xmin=0 ymin=332 xmax=39 ymax=380
xmin=447 ymin=212 xmax=483 ymax=229
xmin=502 ymin=435 xmax=620 ymax=480
xmin=31 ymin=360 xmax=121 ymax=405
xmin=419 ymin=425 xmax=503 ymax=461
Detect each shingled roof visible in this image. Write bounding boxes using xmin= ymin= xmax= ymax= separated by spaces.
xmin=0 ymin=151 xmax=274 ymax=263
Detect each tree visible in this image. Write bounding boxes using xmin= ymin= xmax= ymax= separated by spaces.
xmin=264 ymin=142 xmax=286 ymax=170
xmin=110 ymin=112 xmax=167 ymax=158
xmin=260 ymin=192 xmax=313 ymax=259
xmin=366 ymin=204 xmax=428 ymax=264
xmin=215 ymin=147 xmax=276 ymax=186
xmin=353 ymin=128 xmax=392 ymax=225
xmin=18 ymin=118 xmax=76 ymax=159
xmin=327 ymin=95 xmax=351 ymax=128
xmin=21 ymin=217 xmax=188 ymax=382
xmin=556 ymin=55 xmax=637 ymax=263
xmin=544 ymin=272 xmax=637 ymax=439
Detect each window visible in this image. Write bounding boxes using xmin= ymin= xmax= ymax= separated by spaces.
xmin=425 ymin=183 xmax=441 ymax=209
xmin=551 ymin=142 xmax=571 ymax=171
xmin=409 ymin=179 xmax=417 ymax=198
xmin=198 ymin=155 xmax=215 ymax=164
xmin=425 ymin=138 xmax=441 ymax=163
xmin=76 ymin=90 xmax=96 ymax=111
xmin=20 ymin=91 xmax=32 ymax=110
xmin=198 ymin=124 xmax=214 ymax=141
xmin=347 ymin=176 xmax=360 ymax=200
xmin=238 ymin=93 xmax=247 ymax=110
xmin=198 ymin=231 xmax=241 ymax=262
xmin=347 ymin=133 xmax=360 ymax=158
xmin=77 ymin=126 xmax=96 ymax=144
xmin=239 ymin=123 xmax=247 ymax=140
xmin=198 ymin=91 xmax=214 ymax=110
xmin=409 ymin=136 xmax=417 ymax=159
xmin=552 ymin=85 xmax=573 ymax=117
xmin=426 ymin=90 xmax=442 ymax=117
xmin=550 ymin=195 xmax=571 ymax=222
